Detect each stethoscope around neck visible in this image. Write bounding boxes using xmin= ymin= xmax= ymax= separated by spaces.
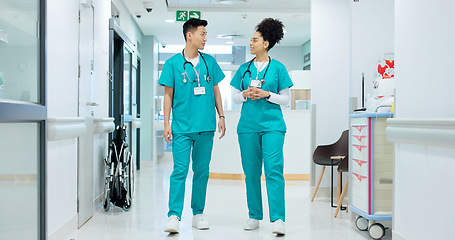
xmin=240 ymin=56 xmax=271 ymax=91
xmin=182 ymin=49 xmax=211 ymax=85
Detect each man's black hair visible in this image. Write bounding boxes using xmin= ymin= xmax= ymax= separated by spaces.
xmin=183 ymin=18 xmax=208 ymax=41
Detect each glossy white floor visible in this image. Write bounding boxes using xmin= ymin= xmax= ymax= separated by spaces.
xmin=68 ymin=154 xmax=392 ymax=240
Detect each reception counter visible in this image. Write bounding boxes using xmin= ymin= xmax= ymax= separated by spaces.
xmin=210 ymin=110 xmax=312 ymax=180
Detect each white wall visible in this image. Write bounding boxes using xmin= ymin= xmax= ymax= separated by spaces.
xmin=311 ymin=0 xmax=351 ymax=187
xmin=46 ymin=0 xmax=80 ymax=235
xmin=350 ymin=0 xmax=394 ymax=109
xmin=93 ymin=0 xmax=111 ymax=119
xmin=312 ymin=0 xmax=351 ymax=145
xmin=393 ymin=143 xmax=455 ymax=240
xmin=46 ymin=0 xmax=112 ymax=236
xmin=395 ymin=1 xmax=455 ymax=119
xmin=245 ymin=46 xmax=304 ymax=71
xmin=392 ymin=1 xmax=455 ymax=239
xmin=141 ymin=36 xmax=159 ymax=164
xmin=269 ymin=46 xmax=304 ymax=71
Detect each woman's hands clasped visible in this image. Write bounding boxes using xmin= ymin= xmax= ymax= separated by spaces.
xmin=243 ymin=86 xmax=269 ymax=100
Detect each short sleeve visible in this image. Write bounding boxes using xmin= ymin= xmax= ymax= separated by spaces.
xmin=230 ymin=66 xmax=243 ymax=91
xmin=158 ymin=60 xmax=175 ymax=88
xmin=277 ymin=63 xmax=293 ymax=92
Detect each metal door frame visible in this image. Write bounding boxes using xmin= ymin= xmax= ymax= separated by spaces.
xmin=135 ymin=58 xmax=141 ymax=169
xmin=77 ymin=2 xmax=95 ymax=228
xmin=108 ymin=19 xmax=135 ymax=129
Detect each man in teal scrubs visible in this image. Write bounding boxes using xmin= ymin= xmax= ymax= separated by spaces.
xmin=160 ymin=18 xmax=226 ymax=233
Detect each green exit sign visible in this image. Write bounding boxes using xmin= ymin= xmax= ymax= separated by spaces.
xmin=176 ymin=10 xmax=202 ymax=22
xmin=189 ymin=11 xmax=201 ymax=19
xmin=176 ymin=10 xmax=188 ymax=22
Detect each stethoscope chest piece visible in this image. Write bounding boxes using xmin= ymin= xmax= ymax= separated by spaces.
xmin=181 ymin=49 xmax=211 ymax=85
xmin=241 ymin=56 xmax=271 ymax=90
xmin=182 ymin=72 xmax=188 ymax=83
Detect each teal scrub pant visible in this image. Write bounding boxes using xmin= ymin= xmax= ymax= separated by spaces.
xmin=238 ymin=131 xmax=285 ymax=222
xmin=168 ymin=132 xmax=214 ymax=219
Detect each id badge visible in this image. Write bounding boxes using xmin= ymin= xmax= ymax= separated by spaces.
xmin=250 ymin=80 xmax=262 ymax=88
xmin=194 ymin=87 xmax=206 ymax=95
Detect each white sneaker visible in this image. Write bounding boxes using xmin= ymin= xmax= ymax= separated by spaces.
xmin=164 ymin=215 xmax=179 ymax=233
xmin=244 ymin=218 xmax=259 ymax=230
xmin=272 ymin=219 xmax=285 ymax=235
xmin=192 ymin=214 xmax=210 ymax=230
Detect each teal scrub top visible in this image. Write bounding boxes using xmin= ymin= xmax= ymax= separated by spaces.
xmin=230 ymin=58 xmax=293 ymax=134
xmin=159 ymin=52 xmax=225 ymax=134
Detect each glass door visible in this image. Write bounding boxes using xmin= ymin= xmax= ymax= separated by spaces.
xmin=109 ymin=19 xmax=134 ymax=149
xmin=123 ymin=46 xmax=133 ymax=150
xmin=0 ymin=0 xmax=46 ymax=239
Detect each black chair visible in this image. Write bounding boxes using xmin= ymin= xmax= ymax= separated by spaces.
xmin=311 ymin=130 xmax=349 ymax=209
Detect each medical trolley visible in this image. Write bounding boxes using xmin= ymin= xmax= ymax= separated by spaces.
xmin=349 ymin=113 xmax=394 ymax=240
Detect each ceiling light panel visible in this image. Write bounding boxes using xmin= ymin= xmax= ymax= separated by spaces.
xmin=167 ymin=0 xmax=212 ymax=8
xmin=216 ymin=0 xmax=248 ymax=4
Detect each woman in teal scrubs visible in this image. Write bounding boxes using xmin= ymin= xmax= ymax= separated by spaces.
xmin=230 ymin=18 xmax=293 ymax=235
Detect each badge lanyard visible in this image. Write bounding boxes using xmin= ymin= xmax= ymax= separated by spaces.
xmin=251 ymin=61 xmax=267 ymax=88
xmin=241 ymin=56 xmax=271 ymax=90
xmin=184 ymin=50 xmax=205 ymax=95
xmin=254 ymin=61 xmax=267 ymax=81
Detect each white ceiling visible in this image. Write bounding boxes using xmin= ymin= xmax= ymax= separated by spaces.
xmin=121 ymin=0 xmax=311 ymax=47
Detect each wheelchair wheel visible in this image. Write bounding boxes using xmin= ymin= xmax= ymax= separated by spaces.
xmin=113 ymin=168 xmax=122 ymax=205
xmin=103 ymin=172 xmax=112 ymax=211
xmin=122 ymin=152 xmax=133 ymax=211
xmin=103 ymin=190 xmax=111 ymax=211
xmin=128 ymin=153 xmax=135 ymax=198
xmin=122 ymin=200 xmax=131 ymax=211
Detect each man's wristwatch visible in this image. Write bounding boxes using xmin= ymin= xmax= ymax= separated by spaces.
xmin=265 ymin=92 xmax=271 ymax=100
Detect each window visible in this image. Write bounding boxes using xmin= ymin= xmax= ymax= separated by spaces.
xmin=0 ymin=1 xmax=46 ymax=239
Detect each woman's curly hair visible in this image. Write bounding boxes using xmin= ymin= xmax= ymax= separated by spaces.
xmin=255 ymin=18 xmax=285 ymax=51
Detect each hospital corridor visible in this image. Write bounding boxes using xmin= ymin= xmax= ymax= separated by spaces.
xmin=67 ymin=153 xmax=391 ymax=240
xmin=1 ymin=0 xmax=455 ymax=240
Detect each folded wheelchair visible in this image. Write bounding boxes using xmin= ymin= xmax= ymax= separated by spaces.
xmin=103 ymin=125 xmax=134 ymax=211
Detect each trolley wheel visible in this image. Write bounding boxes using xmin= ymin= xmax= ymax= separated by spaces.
xmin=369 ymin=223 xmax=385 ymax=240
xmin=355 ymin=216 xmax=368 ymax=231
xmin=103 ymin=190 xmax=111 ymax=211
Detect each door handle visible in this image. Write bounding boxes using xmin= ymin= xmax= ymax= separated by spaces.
xmin=86 ymin=102 xmax=99 ymax=106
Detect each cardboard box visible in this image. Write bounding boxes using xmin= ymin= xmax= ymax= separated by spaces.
xmin=291 ymin=89 xmax=311 ymax=110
